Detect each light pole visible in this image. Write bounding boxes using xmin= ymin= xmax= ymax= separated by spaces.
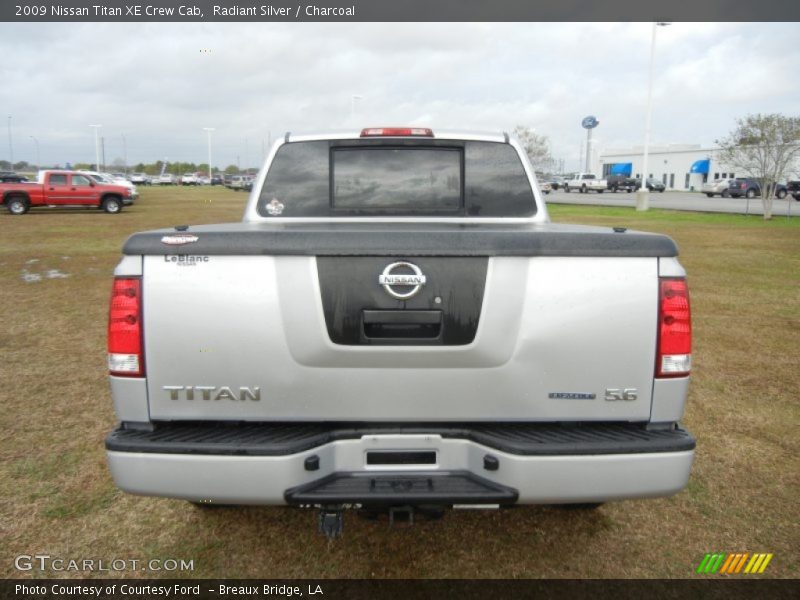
xmin=351 ymin=95 xmax=363 ymax=121
xmin=122 ymin=134 xmax=127 ymax=175
xmin=203 ymin=127 xmax=214 ymax=180
xmin=89 ymin=124 xmax=102 ymax=171
xmin=636 ymin=22 xmax=670 ymax=211
xmin=7 ymin=115 xmax=13 ymax=169
xmin=30 ymin=136 xmax=40 ymax=172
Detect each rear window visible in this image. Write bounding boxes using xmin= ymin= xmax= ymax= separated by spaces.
xmin=333 ymin=148 xmax=460 ymax=213
xmin=257 ymin=139 xmax=536 ymax=218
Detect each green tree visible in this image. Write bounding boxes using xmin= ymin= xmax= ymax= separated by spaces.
xmin=224 ymin=164 xmax=239 ymax=174
xmin=716 ymin=113 xmax=800 ymax=219
xmin=512 ymin=125 xmax=554 ymax=173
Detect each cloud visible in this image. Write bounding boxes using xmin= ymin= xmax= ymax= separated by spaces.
xmin=1 ymin=22 xmax=798 ymax=171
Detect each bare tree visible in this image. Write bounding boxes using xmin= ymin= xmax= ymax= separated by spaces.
xmin=716 ymin=113 xmax=800 ymax=219
xmin=513 ymin=125 xmax=554 ymax=173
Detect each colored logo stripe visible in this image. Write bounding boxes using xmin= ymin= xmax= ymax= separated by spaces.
xmin=697 ymin=553 xmax=773 ymax=574
xmin=744 ymin=553 xmax=773 ymax=574
xmin=697 ymin=553 xmax=726 ymax=574
xmin=719 ymin=553 xmax=749 ymax=574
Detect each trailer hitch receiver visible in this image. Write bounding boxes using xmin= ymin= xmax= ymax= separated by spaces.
xmin=318 ymin=508 xmax=344 ymax=539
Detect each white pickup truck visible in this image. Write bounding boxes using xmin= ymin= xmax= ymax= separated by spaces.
xmin=105 ymin=127 xmax=694 ymax=538
xmin=565 ymin=172 xmax=607 ymax=193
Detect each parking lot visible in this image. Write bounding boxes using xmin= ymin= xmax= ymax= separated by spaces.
xmin=546 ymin=188 xmax=800 ymax=217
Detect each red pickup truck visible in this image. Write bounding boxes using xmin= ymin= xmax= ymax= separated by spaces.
xmin=1 ymin=170 xmax=135 ymax=215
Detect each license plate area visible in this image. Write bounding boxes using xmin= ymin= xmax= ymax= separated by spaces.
xmin=366 ymin=450 xmax=437 ymax=466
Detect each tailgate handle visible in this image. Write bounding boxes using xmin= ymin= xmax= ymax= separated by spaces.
xmin=362 ymin=310 xmax=442 ymax=340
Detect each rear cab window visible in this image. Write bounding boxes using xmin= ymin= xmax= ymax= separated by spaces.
xmin=257 ymin=139 xmax=536 ymax=218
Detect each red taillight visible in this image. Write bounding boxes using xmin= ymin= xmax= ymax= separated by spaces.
xmin=656 ymin=278 xmax=691 ymax=378
xmin=360 ymin=127 xmax=434 ymax=137
xmin=108 ymin=277 xmax=144 ymax=377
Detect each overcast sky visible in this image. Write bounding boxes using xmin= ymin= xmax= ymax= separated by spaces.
xmin=2 ymin=22 xmax=798 ymax=171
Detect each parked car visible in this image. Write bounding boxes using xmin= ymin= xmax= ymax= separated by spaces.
xmin=159 ymin=174 xmax=177 ymax=185
xmin=539 ymin=180 xmax=552 ymax=195
xmin=548 ymin=176 xmax=565 ymax=190
xmin=701 ymin=179 xmax=732 ymax=197
xmin=104 ymin=127 xmax=695 ymax=537
xmin=1 ymin=170 xmax=134 ymax=214
xmin=787 ymin=181 xmax=800 ymax=201
xmin=727 ymin=178 xmax=759 ymax=199
xmin=130 ymin=173 xmax=151 ymax=185
xmin=727 ymin=178 xmax=787 ymax=199
xmin=0 ymin=171 xmax=28 ymax=183
xmin=227 ymin=175 xmax=252 ymax=191
xmin=564 ymin=173 xmax=607 ymax=193
xmin=181 ymin=173 xmax=198 ymax=185
xmin=606 ymin=175 xmax=637 ymax=193
xmin=210 ymin=175 xmax=224 ymax=186
xmin=634 ymin=178 xmax=666 ymax=192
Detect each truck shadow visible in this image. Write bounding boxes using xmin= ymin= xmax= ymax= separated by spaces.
xmin=171 ymin=502 xmax=622 ymax=577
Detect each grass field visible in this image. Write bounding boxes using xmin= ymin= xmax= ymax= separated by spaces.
xmin=1 ymin=187 xmax=798 ymax=579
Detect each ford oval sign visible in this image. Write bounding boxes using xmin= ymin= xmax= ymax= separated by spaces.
xmin=581 ymin=116 xmax=599 ymax=129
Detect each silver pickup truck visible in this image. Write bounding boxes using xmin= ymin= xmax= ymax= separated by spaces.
xmin=105 ymin=127 xmax=694 ymax=537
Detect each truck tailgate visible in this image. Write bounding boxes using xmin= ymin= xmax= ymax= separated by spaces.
xmin=142 ymin=249 xmax=659 ymax=422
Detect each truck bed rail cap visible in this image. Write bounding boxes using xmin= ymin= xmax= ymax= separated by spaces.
xmin=122 ymin=222 xmax=678 ymax=258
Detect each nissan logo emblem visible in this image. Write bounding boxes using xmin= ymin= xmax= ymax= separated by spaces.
xmin=378 ymin=261 xmax=427 ymax=300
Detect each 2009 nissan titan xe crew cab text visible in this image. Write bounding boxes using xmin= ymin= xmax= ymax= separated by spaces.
xmin=105 ymin=127 xmax=694 ymax=537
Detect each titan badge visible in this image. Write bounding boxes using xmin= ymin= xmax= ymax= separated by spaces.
xmin=164 ymin=385 xmax=261 ymax=401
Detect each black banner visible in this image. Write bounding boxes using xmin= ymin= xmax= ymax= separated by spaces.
xmin=3 ymin=0 xmax=800 ymax=22
xmin=2 ymin=579 xmax=799 ymax=600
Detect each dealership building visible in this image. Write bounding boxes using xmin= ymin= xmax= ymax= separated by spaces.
xmin=596 ymin=144 xmax=800 ymax=191
xmin=596 ymin=144 xmax=739 ymax=191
